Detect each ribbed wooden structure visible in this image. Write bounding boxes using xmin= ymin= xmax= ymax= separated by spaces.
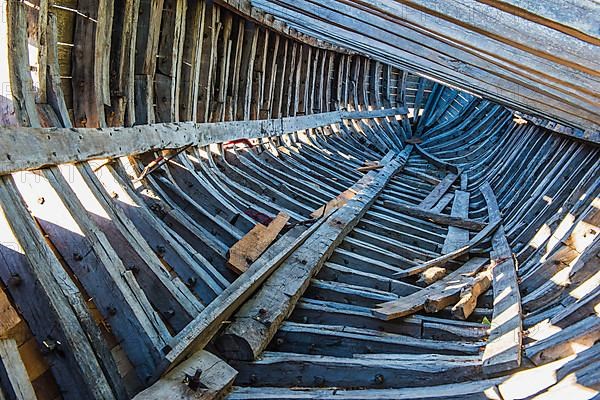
xmin=0 ymin=1 xmax=598 ymax=399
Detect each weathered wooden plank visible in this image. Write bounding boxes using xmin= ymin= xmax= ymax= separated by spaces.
xmin=232 ymin=351 xmax=482 ymax=388
xmin=418 ymin=172 xmax=460 ymax=210
xmin=372 ymin=257 xmax=488 ymax=320
xmin=133 ymin=350 xmax=236 ymax=400
xmin=480 ymin=182 xmax=522 ymax=374
xmin=442 ymin=191 xmax=470 ymax=254
xmin=271 ymin=321 xmax=482 ymax=357
xmin=391 ymin=219 xmax=501 ymax=279
xmin=0 ymin=108 xmax=406 ymax=176
xmin=228 ymin=212 xmax=290 ymax=273
xmin=227 ymin=378 xmax=506 ymax=400
xmin=215 ymin=147 xmax=412 ymax=360
xmin=0 ymin=339 xmax=37 ymax=400
xmin=382 ymin=200 xmax=486 ymax=230
xmin=15 ymin=168 xmax=169 ymax=382
xmin=525 ymin=315 xmax=600 ymax=366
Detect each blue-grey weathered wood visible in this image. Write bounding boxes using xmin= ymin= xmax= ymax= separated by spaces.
xmin=480 ymin=182 xmax=522 ymax=374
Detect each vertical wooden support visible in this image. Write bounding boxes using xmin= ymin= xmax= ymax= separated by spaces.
xmin=284 ymin=42 xmax=298 ymax=117
xmin=45 ymin=13 xmax=72 ymax=128
xmin=6 ymin=0 xmax=38 ymax=127
xmin=134 ymin=0 xmax=165 ymax=124
xmin=72 ymin=0 xmax=112 ymax=128
xmin=261 ymin=33 xmax=279 ymax=119
xmin=480 ymin=182 xmax=523 ymax=374
xmin=272 ymin=39 xmax=288 ymax=119
xmin=107 ymin=0 xmax=140 ymax=126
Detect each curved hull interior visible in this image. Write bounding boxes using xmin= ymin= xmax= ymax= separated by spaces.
xmin=0 ymin=1 xmax=598 ymax=400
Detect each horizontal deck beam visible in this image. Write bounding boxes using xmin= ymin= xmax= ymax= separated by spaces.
xmin=0 ymin=108 xmax=406 ymax=176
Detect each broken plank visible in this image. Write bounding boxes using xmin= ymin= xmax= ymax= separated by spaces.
xmin=372 ymin=257 xmax=488 ymax=320
xmin=215 ymin=147 xmax=413 ymax=361
xmin=451 ymin=268 xmax=492 ymax=320
xmin=310 ymin=188 xmax=357 ymax=218
xmin=418 ymin=172 xmax=460 ymax=210
xmin=356 ymin=164 xmax=383 ymax=172
xmin=383 ymin=200 xmax=486 ymax=230
xmin=392 ymin=219 xmax=501 ymax=278
xmin=480 ymin=182 xmax=522 ymax=374
xmin=228 ymin=212 xmax=290 ymax=273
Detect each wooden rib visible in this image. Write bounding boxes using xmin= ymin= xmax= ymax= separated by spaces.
xmin=0 ymin=339 xmax=37 ymax=400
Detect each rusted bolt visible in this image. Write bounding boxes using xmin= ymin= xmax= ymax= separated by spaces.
xmin=42 ymin=338 xmax=62 ymax=353
xmin=184 ymin=369 xmax=204 ymax=391
xmin=259 ymin=308 xmax=268 ymax=315
xmin=73 ymin=252 xmax=84 ymax=261
xmin=186 ymin=277 xmax=197 ymax=288
xmin=374 ymin=374 xmax=384 ymax=384
xmin=8 ymin=274 xmax=22 ymax=287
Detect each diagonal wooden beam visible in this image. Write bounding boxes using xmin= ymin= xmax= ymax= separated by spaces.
xmin=418 ymin=172 xmax=460 ymax=210
xmin=391 ymin=218 xmax=502 ymax=279
xmin=383 ymin=200 xmax=486 ymax=230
